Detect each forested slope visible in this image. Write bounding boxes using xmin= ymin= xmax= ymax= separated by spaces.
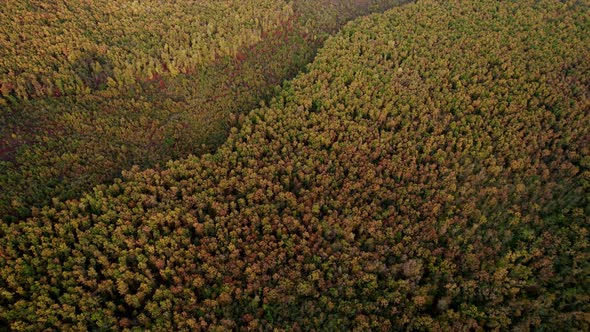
xmin=1 ymin=0 xmax=589 ymax=330
xmin=0 ymin=0 xmax=408 ymax=221
xmin=0 ymin=0 xmax=293 ymax=101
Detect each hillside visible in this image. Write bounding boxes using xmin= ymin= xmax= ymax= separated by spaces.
xmin=1 ymin=0 xmax=589 ymax=330
xmin=0 ymin=0 xmax=293 ymax=101
xmin=0 ymin=0 xmax=408 ymax=221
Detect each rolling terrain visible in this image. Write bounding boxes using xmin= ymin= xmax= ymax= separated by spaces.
xmin=0 ymin=0 xmax=409 ymax=221
xmin=1 ymin=0 xmax=588 ymax=330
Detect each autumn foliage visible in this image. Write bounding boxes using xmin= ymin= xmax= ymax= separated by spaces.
xmin=0 ymin=0 xmax=295 ymax=100
xmin=0 ymin=0 xmax=408 ymax=221
xmin=1 ymin=0 xmax=589 ymax=330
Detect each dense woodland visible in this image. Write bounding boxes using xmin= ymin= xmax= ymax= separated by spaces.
xmin=1 ymin=0 xmax=590 ymax=330
xmin=0 ymin=0 xmax=408 ymax=221
xmin=1 ymin=0 xmax=293 ymax=100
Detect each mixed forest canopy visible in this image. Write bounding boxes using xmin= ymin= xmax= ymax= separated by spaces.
xmin=0 ymin=0 xmax=409 ymax=222
xmin=1 ymin=0 xmax=590 ymax=330
xmin=1 ymin=0 xmax=293 ymax=100
xmin=0 ymin=0 xmax=403 ymax=101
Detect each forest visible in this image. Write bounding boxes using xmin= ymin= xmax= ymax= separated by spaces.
xmin=1 ymin=0 xmax=589 ymax=330
xmin=0 ymin=0 xmax=408 ymax=222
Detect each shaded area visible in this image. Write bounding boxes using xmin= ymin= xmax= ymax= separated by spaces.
xmin=1 ymin=0 xmax=588 ymax=329
xmin=0 ymin=0 xmax=410 ymax=221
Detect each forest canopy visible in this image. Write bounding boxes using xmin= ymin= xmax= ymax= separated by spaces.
xmin=0 ymin=0 xmax=408 ymax=222
xmin=1 ymin=0 xmax=589 ymax=330
xmin=0 ymin=0 xmax=293 ymax=100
